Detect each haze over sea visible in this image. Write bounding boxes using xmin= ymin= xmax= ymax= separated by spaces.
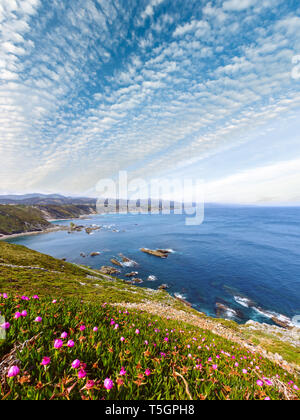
xmin=6 ymin=205 xmax=300 ymax=326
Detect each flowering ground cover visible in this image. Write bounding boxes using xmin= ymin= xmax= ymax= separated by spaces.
xmin=0 ymin=293 xmax=299 ymax=400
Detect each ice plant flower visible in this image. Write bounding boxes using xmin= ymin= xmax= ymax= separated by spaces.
xmin=35 ymin=317 xmax=42 ymax=323
xmin=61 ymin=332 xmax=68 ymax=339
xmin=72 ymin=359 xmax=81 ymax=369
xmin=7 ymin=366 xmax=20 ymax=378
xmin=104 ymin=378 xmax=114 ymax=390
xmin=79 ymin=325 xmax=86 ymax=332
xmin=78 ymin=369 xmax=87 ymax=379
xmin=145 ymin=369 xmax=151 ymax=376
xmin=41 ymin=357 xmax=51 ymax=366
xmin=120 ymin=367 xmax=127 ymax=376
xmin=257 ymin=380 xmax=264 ymax=387
xmin=14 ymin=312 xmax=22 ymax=319
xmin=135 ymin=329 xmax=140 ymax=335
xmin=1 ymin=322 xmax=10 ymax=330
xmin=21 ymin=310 xmax=27 ymax=317
xmin=120 ymin=337 xmax=125 ymax=342
xmin=85 ymin=380 xmax=95 ymax=390
xmin=54 ymin=339 xmax=63 ymax=349
xmin=52 ymin=300 xmax=57 ymax=304
xmin=212 ymin=365 xmax=218 ymax=370
xmin=93 ymin=327 xmax=98 ymax=332
xmin=67 ymin=340 xmax=75 ymax=348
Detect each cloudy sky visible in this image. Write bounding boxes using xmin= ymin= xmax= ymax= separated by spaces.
xmin=0 ymin=0 xmax=299 ymax=203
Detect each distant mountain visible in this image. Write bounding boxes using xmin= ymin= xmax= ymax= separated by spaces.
xmin=0 ymin=194 xmax=97 ymax=206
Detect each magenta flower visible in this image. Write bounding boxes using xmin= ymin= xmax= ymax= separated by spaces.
xmin=3 ymin=293 xmax=8 ymax=299
xmin=61 ymin=332 xmax=68 ymax=339
xmin=264 ymin=397 xmax=271 ymax=401
xmin=67 ymin=340 xmax=75 ymax=348
xmin=120 ymin=337 xmax=125 ymax=342
xmin=41 ymin=357 xmax=51 ymax=366
xmin=21 ymin=310 xmax=27 ymax=317
xmin=242 ymin=369 xmax=248 ymax=374
xmin=79 ymin=325 xmax=86 ymax=332
xmin=14 ymin=312 xmax=22 ymax=319
xmin=135 ymin=329 xmax=140 ymax=335
xmin=212 ymin=365 xmax=218 ymax=370
xmin=78 ymin=369 xmax=87 ymax=379
xmin=32 ymin=295 xmax=39 ymax=300
xmin=35 ymin=317 xmax=42 ymax=323
xmin=72 ymin=359 xmax=81 ymax=369
xmin=54 ymin=339 xmax=63 ymax=349
xmin=265 ymin=379 xmax=273 ymax=386
xmin=104 ymin=378 xmax=114 ymax=390
xmin=257 ymin=380 xmax=264 ymax=387
xmin=0 ymin=322 xmax=10 ymax=330
xmin=119 ymin=367 xmax=127 ymax=376
xmin=145 ymin=369 xmax=151 ymax=376
xmin=52 ymin=300 xmax=57 ymax=304
xmin=164 ymin=337 xmax=169 ymax=342
xmin=7 ymin=366 xmax=20 ymax=378
xmin=93 ymin=327 xmax=98 ymax=332
xmin=85 ymin=380 xmax=95 ymax=390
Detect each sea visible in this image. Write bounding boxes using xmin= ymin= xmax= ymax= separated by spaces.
xmin=6 ymin=205 xmax=300 ymax=326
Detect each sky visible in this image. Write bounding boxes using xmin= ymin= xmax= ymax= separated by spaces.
xmin=0 ymin=0 xmax=299 ymax=204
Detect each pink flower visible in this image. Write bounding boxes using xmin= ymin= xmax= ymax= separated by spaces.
xmin=32 ymin=295 xmax=39 ymax=300
xmin=35 ymin=317 xmax=42 ymax=323
xmin=61 ymin=332 xmax=68 ymax=339
xmin=293 ymin=385 xmax=299 ymax=391
xmin=257 ymin=380 xmax=264 ymax=387
xmin=135 ymin=329 xmax=140 ymax=335
xmin=265 ymin=380 xmax=273 ymax=386
xmin=67 ymin=340 xmax=75 ymax=348
xmin=78 ymin=369 xmax=87 ymax=379
xmin=14 ymin=312 xmax=22 ymax=319
xmin=93 ymin=327 xmax=98 ymax=332
xmin=242 ymin=369 xmax=248 ymax=374
xmin=145 ymin=369 xmax=151 ymax=376
xmin=41 ymin=357 xmax=51 ymax=366
xmin=234 ymin=362 xmax=239 ymax=367
xmin=120 ymin=337 xmax=125 ymax=342
xmin=120 ymin=367 xmax=127 ymax=376
xmin=2 ymin=293 xmax=8 ymax=299
xmin=1 ymin=322 xmax=10 ymax=330
xmin=21 ymin=310 xmax=27 ymax=317
xmin=164 ymin=337 xmax=169 ymax=342
xmin=114 ymin=324 xmax=119 ymax=330
xmin=264 ymin=397 xmax=271 ymax=401
xmin=54 ymin=339 xmax=63 ymax=349
xmin=79 ymin=325 xmax=86 ymax=332
xmin=72 ymin=359 xmax=81 ymax=369
xmin=52 ymin=300 xmax=57 ymax=304
xmin=85 ymin=380 xmax=95 ymax=390
xmin=104 ymin=378 xmax=114 ymax=390
xmin=7 ymin=366 xmax=20 ymax=378
xmin=212 ymin=365 xmax=218 ymax=370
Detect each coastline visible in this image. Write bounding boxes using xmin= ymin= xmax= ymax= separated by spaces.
xmin=0 ymin=225 xmax=66 ymax=241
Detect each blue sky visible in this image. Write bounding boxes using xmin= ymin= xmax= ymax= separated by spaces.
xmin=0 ymin=0 xmax=299 ymax=203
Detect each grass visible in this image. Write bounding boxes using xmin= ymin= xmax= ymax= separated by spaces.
xmin=0 ymin=295 xmax=299 ymax=400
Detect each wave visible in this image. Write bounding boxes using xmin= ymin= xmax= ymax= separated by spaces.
xmin=234 ymin=296 xmax=252 ymax=308
xmin=252 ymin=306 xmax=294 ymax=327
xmin=147 ymin=275 xmax=157 ymax=282
xmin=174 ymin=293 xmax=187 ymax=300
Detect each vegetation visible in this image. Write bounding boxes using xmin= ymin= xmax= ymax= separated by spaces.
xmin=0 ymin=242 xmax=299 ymax=400
xmin=0 ymin=206 xmax=51 ymax=236
xmin=0 ymin=295 xmax=299 ymax=400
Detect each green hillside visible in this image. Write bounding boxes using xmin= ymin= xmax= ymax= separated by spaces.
xmin=0 ymin=205 xmax=51 ymax=236
xmin=0 ymin=242 xmax=299 ymax=400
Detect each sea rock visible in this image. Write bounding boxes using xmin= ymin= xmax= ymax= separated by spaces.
xmin=90 ymin=252 xmax=101 ymax=257
xmin=141 ymin=248 xmax=171 ymax=259
xmin=125 ymin=272 xmax=139 ymax=278
xmin=132 ymin=278 xmax=143 ymax=284
xmin=100 ymin=266 xmax=121 ymax=275
xmin=111 ymin=258 xmax=123 ymax=267
xmin=158 ymin=284 xmax=169 ymax=290
xmin=271 ymin=317 xmax=292 ymax=330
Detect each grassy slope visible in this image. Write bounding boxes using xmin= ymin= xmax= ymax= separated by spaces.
xmin=0 ymin=206 xmax=51 ymax=235
xmin=0 ymin=242 xmax=299 ymax=376
xmin=37 ymin=204 xmax=96 ymax=219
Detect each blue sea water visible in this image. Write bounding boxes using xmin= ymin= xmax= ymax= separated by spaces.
xmin=6 ymin=206 xmax=300 ymax=325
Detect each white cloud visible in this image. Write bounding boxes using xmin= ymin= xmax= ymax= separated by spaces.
xmin=223 ymin=0 xmax=258 ymax=12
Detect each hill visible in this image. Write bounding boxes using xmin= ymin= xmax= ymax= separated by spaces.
xmin=0 ymin=204 xmax=96 ymax=237
xmin=0 ymin=242 xmax=299 ymax=400
xmin=0 ymin=194 xmax=97 ymax=206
